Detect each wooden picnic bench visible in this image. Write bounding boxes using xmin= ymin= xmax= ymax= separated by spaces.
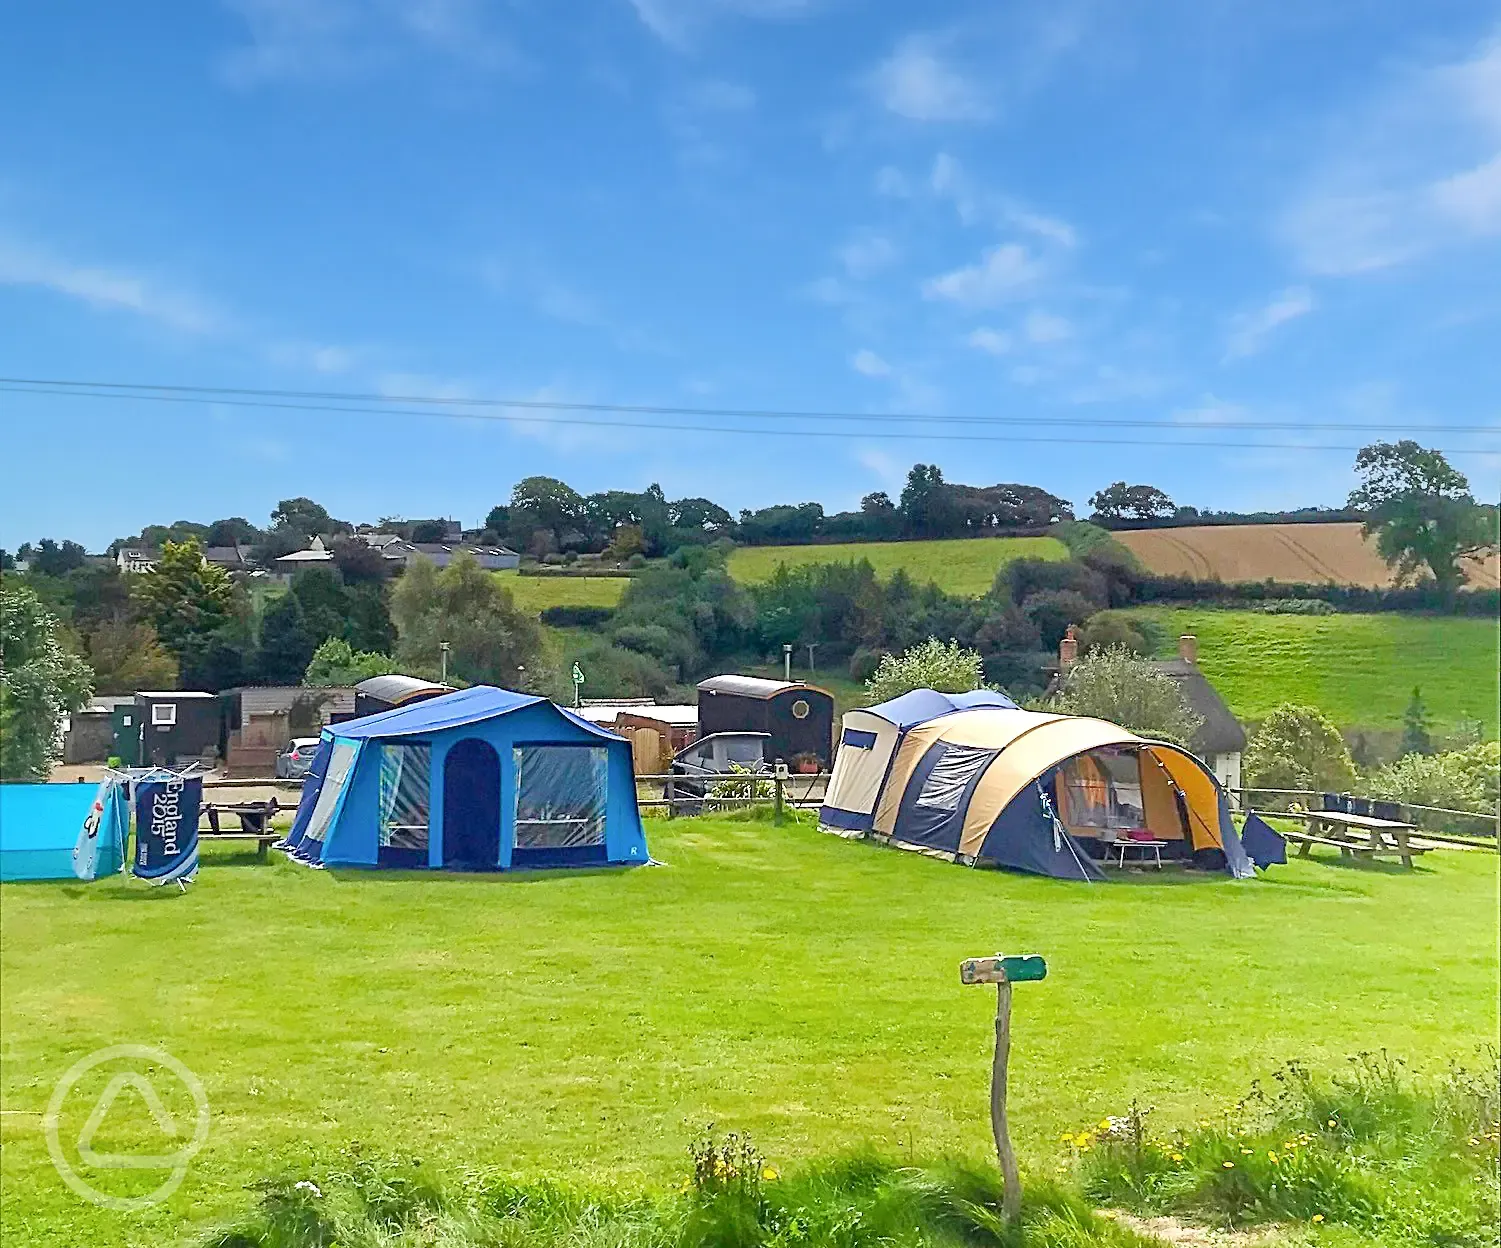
xmin=1293 ymin=808 xmax=1431 ymax=870
xmin=199 ymin=799 xmax=281 ymax=860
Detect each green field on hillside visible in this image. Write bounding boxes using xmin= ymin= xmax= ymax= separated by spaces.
xmin=496 ymin=570 xmax=630 ymax=613
xmin=1123 ymin=608 xmax=1500 ymax=734
xmin=727 ymin=536 xmax=1068 ymax=596
xmin=4 ymin=815 xmax=1495 ymax=1247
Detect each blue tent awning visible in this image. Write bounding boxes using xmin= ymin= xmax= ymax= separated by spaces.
xmin=866 ymin=687 xmax=1018 ymax=729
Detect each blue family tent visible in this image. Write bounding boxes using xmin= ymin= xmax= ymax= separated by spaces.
xmin=281 ymin=686 xmax=649 ymax=871
xmin=0 ymin=782 xmax=127 ymax=881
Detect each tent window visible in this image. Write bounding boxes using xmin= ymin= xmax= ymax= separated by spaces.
xmin=841 ymin=728 xmax=878 ymax=749
xmin=1058 ymin=750 xmax=1145 ymax=831
xmin=916 ymin=744 xmax=997 ymax=813
xmin=303 ymin=740 xmax=357 ymax=845
xmin=378 ymin=742 xmax=431 ymax=850
xmin=513 ymin=745 xmax=608 ymax=848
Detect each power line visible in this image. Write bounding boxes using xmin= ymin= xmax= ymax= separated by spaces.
xmin=3 ymin=374 xmax=1499 ymax=436
xmin=1 ymin=380 xmax=1496 ymax=454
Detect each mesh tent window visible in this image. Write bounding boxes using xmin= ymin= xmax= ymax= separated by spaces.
xmin=512 ymin=745 xmax=608 ymax=849
xmin=915 ymin=744 xmax=998 ymax=813
xmin=1058 ymin=749 xmax=1145 ymax=832
xmin=379 ymin=742 xmax=431 ymax=851
xmin=303 ymin=741 xmax=358 ymax=848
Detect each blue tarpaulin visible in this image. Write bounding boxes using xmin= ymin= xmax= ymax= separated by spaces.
xmin=0 ymin=784 xmax=110 ymax=881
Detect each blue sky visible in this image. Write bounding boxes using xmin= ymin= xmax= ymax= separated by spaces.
xmin=2 ymin=1 xmax=1499 ymax=549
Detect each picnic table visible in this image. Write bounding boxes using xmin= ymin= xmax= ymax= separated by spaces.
xmin=199 ymin=799 xmax=281 ymax=860
xmin=1102 ymin=838 xmax=1166 ymax=870
xmin=1286 ymin=808 xmax=1430 ymax=870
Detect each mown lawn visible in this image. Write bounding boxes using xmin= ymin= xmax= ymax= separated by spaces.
xmin=727 ymin=536 xmax=1068 ymax=596
xmin=1122 ymin=608 xmax=1500 ymax=734
xmin=495 ymin=570 xmax=631 ymax=613
xmin=3 ymin=814 xmax=1495 ymax=1247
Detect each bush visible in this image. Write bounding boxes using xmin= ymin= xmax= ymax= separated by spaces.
xmin=1002 ymin=557 xmax=1106 ymax=609
xmin=864 ymin=638 xmax=986 ymax=703
xmin=1053 ymin=520 xmax=1140 ymax=570
xmin=1369 ymin=742 xmax=1500 ymax=825
xmin=627 ymin=553 xmax=647 ymax=569
xmin=1243 ymin=704 xmax=1358 ymax=802
xmin=542 ymin=553 xmax=566 ymax=566
xmin=1076 ymin=611 xmax=1147 ymax=655
xmin=538 ymin=605 xmax=615 ymax=628
xmin=1047 ymin=646 xmax=1202 ymax=747
xmin=1022 ymin=589 xmax=1100 ymax=651
xmin=1251 ymin=598 xmax=1335 ymax=615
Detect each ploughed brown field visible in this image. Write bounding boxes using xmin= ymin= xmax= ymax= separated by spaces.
xmin=1115 ymin=521 xmax=1501 ymax=589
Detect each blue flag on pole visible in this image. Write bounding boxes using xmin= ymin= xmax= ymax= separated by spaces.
xmin=133 ymin=775 xmax=201 ymax=886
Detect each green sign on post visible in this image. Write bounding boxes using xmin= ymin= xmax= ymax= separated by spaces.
xmin=960 ymin=952 xmax=1048 ymax=1223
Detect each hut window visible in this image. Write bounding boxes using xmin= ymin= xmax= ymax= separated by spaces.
xmin=151 ymin=703 xmax=176 ymax=726
xmin=513 ymin=745 xmax=608 ymax=848
xmin=791 ymin=699 xmax=810 ymax=720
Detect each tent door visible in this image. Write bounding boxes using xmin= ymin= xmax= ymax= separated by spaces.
xmin=442 ymin=738 xmax=501 ymax=869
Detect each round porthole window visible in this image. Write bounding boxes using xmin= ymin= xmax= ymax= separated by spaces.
xmin=791 ymin=699 xmax=810 ymax=720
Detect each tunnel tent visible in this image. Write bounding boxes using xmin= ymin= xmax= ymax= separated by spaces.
xmin=818 ymin=688 xmax=1018 ymax=833
xmin=867 ymin=708 xmax=1255 ymax=881
xmin=280 ymin=685 xmax=648 ymax=871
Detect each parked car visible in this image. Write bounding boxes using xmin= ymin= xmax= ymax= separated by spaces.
xmin=274 ymin=737 xmax=322 ymax=779
xmin=666 ymin=732 xmax=771 ymax=812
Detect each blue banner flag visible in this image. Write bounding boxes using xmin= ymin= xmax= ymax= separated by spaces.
xmin=73 ymin=778 xmax=129 ymax=881
xmin=133 ymin=775 xmax=201 ymax=886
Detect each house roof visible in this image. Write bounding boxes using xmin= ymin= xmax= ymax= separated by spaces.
xmin=576 ymin=702 xmax=700 ymax=727
xmin=1150 ymin=659 xmax=1247 ymax=755
xmin=405 ymin=542 xmax=518 ymax=557
xmin=276 ymin=536 xmax=334 ymax=564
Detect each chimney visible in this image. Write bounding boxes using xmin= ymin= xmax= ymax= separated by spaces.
xmin=1178 ymin=634 xmax=1198 ymax=665
xmin=1059 ymin=624 xmax=1079 ymax=672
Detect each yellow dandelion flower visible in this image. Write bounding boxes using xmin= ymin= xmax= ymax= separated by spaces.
xmin=1312 ymin=1214 xmax=1325 ymax=1223
xmin=1327 ymin=1119 xmax=1337 ymax=1128
xmin=1240 ymin=1147 xmax=1253 ymax=1155
xmin=1099 ymin=1119 xmax=1112 ymax=1130
xmin=1222 ymin=1161 xmax=1235 ymax=1169
xmin=1169 ymin=1152 xmax=1184 ymax=1163
xmin=761 ymin=1166 xmax=779 ymax=1181
xmin=1268 ymin=1152 xmax=1279 ymax=1163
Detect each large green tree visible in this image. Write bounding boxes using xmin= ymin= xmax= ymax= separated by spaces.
xmin=131 ymin=538 xmax=238 ymax=662
xmin=1348 ymin=440 xmax=1499 ymax=605
xmin=389 ymin=553 xmax=544 ymax=688
xmin=257 ymin=592 xmax=317 ymax=685
xmin=1243 ymin=704 xmax=1358 ymax=799
xmin=1 ymin=584 xmax=94 ymax=779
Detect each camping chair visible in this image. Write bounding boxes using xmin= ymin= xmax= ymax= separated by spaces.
xmin=1320 ymin=792 xmax=1346 ymax=813
xmin=1372 ymin=800 xmax=1403 ymax=823
xmin=1346 ymin=796 xmax=1371 ymax=817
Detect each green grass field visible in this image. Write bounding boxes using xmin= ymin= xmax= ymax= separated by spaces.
xmin=1123 ymin=608 xmax=1501 ymax=734
xmin=3 ymin=815 xmax=1495 ymax=1247
xmin=727 ymin=536 xmax=1068 ymax=596
xmin=495 ymin=570 xmax=631 ymax=613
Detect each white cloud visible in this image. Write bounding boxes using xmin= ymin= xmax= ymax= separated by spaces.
xmin=850 ymin=348 xmax=892 ymax=377
xmin=0 ymin=238 xmax=219 ymax=333
xmin=1280 ymin=31 xmax=1501 ymax=274
xmin=1223 ymin=286 xmax=1315 ymax=359
xmin=1432 ymin=153 xmax=1501 ymax=235
xmin=838 ymin=233 xmax=897 ymax=278
xmin=922 ymin=243 xmax=1043 ymax=306
xmin=874 ymin=165 xmax=911 ymax=197
xmin=853 ymin=445 xmax=904 ymax=489
xmin=871 ymin=35 xmax=988 ymax=122
xmin=1173 ymin=396 xmax=1252 ymax=425
xmin=627 ymin=0 xmax=812 ymax=51
xmin=1024 ymin=310 xmax=1072 ymax=344
xmin=965 ymin=327 xmax=1013 ymax=356
xmin=218 ymin=0 xmax=513 ymax=86
xmin=929 ymin=152 xmax=1078 ymax=245
xmin=269 ymin=341 xmax=359 ymax=373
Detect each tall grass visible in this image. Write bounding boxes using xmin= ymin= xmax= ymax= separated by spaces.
xmin=1068 ymin=1050 xmax=1500 ymax=1246
xmin=205 ymin=1146 xmax=1164 ymax=1248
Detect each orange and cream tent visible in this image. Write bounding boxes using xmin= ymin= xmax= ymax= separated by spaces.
xmin=826 ymin=702 xmax=1254 ymax=881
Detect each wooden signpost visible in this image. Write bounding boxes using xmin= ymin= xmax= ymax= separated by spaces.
xmin=959 ymin=953 xmax=1047 ymax=1222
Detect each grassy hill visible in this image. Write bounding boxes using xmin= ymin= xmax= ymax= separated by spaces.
xmin=1124 ymin=607 xmax=1500 ymax=734
xmin=1115 ymin=522 xmax=1501 ymax=589
xmin=727 ymin=535 xmax=1067 ymax=596
xmin=496 ymin=570 xmax=630 ymax=612
xmin=4 ymin=817 xmax=1495 ymax=1247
